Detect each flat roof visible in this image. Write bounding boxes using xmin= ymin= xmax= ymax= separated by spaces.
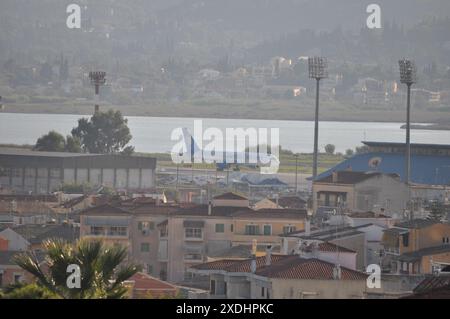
xmin=363 ymin=141 xmax=450 ymax=150
xmin=0 ymin=147 xmax=93 ymax=157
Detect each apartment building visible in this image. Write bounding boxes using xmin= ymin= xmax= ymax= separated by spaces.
xmin=161 ymin=193 xmax=307 ymax=283
xmin=382 ymin=219 xmax=450 ymax=274
xmin=79 ymin=202 xmax=179 ymax=279
xmin=312 ymin=171 xmax=409 ymax=215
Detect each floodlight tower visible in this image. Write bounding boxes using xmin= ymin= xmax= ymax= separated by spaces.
xmin=308 ymin=57 xmax=328 ymax=180
xmin=89 ymin=71 xmax=106 ymax=114
xmin=399 ymin=59 xmax=417 ymax=185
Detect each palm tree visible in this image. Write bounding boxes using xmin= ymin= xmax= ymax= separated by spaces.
xmin=9 ymin=239 xmax=141 ymax=299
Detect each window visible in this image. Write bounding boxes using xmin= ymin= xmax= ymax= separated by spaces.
xmin=185 ymin=228 xmax=202 ymax=239
xmin=402 ymin=234 xmax=409 ymax=247
xmin=184 ymin=253 xmax=202 ymax=261
xmin=14 ymin=274 xmax=22 ymax=284
xmin=283 ymin=225 xmax=296 ymax=234
xmin=147 ymin=264 xmax=153 ymax=275
xmin=215 ymin=224 xmax=225 ymax=233
xmin=25 ymin=168 xmax=35 ymax=178
xmin=261 ymin=287 xmax=265 ymax=297
xmin=245 ymin=225 xmax=260 ymax=235
xmin=230 ymin=224 xmax=234 ymax=232
xmin=0 ymin=272 xmax=3 ymax=286
xmin=210 ymin=280 xmax=216 ymax=294
xmin=138 ymin=221 xmax=155 ymax=233
xmin=49 ymin=168 xmax=61 ymax=178
xmin=12 ymin=169 xmax=22 ymax=178
xmin=109 ymin=226 xmax=127 ymax=236
xmin=141 ymin=243 xmax=150 ymax=252
xmin=184 ymin=270 xmax=194 ymax=281
xmin=91 ymin=226 xmax=105 ymax=236
xmin=263 ymin=225 xmax=272 ymax=236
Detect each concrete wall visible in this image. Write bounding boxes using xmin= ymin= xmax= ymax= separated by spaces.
xmin=354 ymin=175 xmax=408 ymax=213
xmin=330 ymin=234 xmax=366 ymax=271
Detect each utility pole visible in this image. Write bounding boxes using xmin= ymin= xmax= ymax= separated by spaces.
xmin=295 ymin=154 xmax=299 ymax=194
xmin=308 ymin=57 xmax=328 ymax=180
xmin=89 ymin=71 xmax=106 ymax=114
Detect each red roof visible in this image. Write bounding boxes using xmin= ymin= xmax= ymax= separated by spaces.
xmin=128 ymin=272 xmax=177 ymax=298
xmin=255 ymin=257 xmax=367 ymax=280
xmin=318 ymin=242 xmax=356 ymax=253
xmin=191 ymin=255 xmax=366 ymax=281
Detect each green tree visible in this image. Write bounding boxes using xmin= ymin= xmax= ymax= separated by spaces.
xmin=71 ymin=110 xmax=134 ymax=154
xmin=345 ymin=149 xmax=354 ymax=157
xmin=324 ymin=144 xmax=335 ymax=155
xmin=34 ymin=131 xmax=82 ymax=153
xmin=9 ymin=239 xmax=141 ymax=299
xmin=1 ymin=283 xmax=57 ymax=299
xmin=34 ymin=131 xmax=66 ymax=152
xmin=65 ymin=135 xmax=82 ymax=153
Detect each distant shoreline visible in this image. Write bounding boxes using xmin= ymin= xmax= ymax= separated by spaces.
xmin=400 ymin=124 xmax=450 ymax=131
xmin=2 ymin=102 xmax=450 ymax=127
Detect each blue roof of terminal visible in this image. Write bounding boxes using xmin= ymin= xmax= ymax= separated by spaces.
xmin=315 ymin=152 xmax=450 ymax=186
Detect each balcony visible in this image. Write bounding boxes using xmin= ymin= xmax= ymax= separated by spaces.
xmin=384 ymin=247 xmax=400 ymax=255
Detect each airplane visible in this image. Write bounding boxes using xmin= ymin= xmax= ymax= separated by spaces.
xmin=175 ymin=128 xmax=280 ymax=174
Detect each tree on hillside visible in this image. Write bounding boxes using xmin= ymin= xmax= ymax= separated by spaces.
xmin=6 ymin=239 xmax=140 ymax=299
xmin=71 ymin=110 xmax=134 ymax=154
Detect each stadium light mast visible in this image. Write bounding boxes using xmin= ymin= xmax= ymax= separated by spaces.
xmin=399 ymin=59 xmax=417 ymax=185
xmin=308 ymin=57 xmax=328 ymax=180
xmin=89 ymin=71 xmax=106 ymax=114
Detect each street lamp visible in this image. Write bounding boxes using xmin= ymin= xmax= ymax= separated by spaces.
xmin=89 ymin=71 xmax=106 ymax=114
xmin=398 ymin=59 xmax=417 ymax=185
xmin=308 ymin=57 xmax=328 ymax=180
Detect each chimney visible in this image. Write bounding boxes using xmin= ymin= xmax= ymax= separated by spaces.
xmin=265 ymin=245 xmax=273 ymax=266
xmin=274 ymin=194 xmax=279 ymax=208
xmin=208 ymin=201 xmax=212 ymax=216
xmin=332 ymin=171 xmax=338 ymax=183
xmin=305 ymin=218 xmax=311 ymax=237
xmin=333 ymin=264 xmax=342 ymax=280
xmin=250 ymin=256 xmax=257 ymax=274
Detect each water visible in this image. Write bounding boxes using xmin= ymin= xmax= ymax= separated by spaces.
xmin=1 ymin=113 xmax=450 ymax=154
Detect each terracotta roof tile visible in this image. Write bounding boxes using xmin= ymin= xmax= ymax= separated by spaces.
xmin=213 ymin=192 xmax=248 ymax=200
xmin=191 ymin=255 xmax=367 ymax=281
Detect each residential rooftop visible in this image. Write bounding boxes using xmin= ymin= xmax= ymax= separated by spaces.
xmin=191 ymin=255 xmax=367 ymax=281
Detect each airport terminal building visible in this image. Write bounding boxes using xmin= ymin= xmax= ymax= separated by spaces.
xmin=0 ymin=148 xmax=156 ymax=194
xmin=316 ymin=141 xmax=450 ymax=186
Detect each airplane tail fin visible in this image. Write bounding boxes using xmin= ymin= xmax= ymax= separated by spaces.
xmin=181 ymin=127 xmax=201 ymax=156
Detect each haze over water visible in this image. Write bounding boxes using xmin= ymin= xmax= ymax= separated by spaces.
xmin=1 ymin=113 xmax=450 ymax=154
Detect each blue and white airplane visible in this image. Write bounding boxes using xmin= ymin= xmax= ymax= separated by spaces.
xmin=175 ymin=128 xmax=280 ymax=174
